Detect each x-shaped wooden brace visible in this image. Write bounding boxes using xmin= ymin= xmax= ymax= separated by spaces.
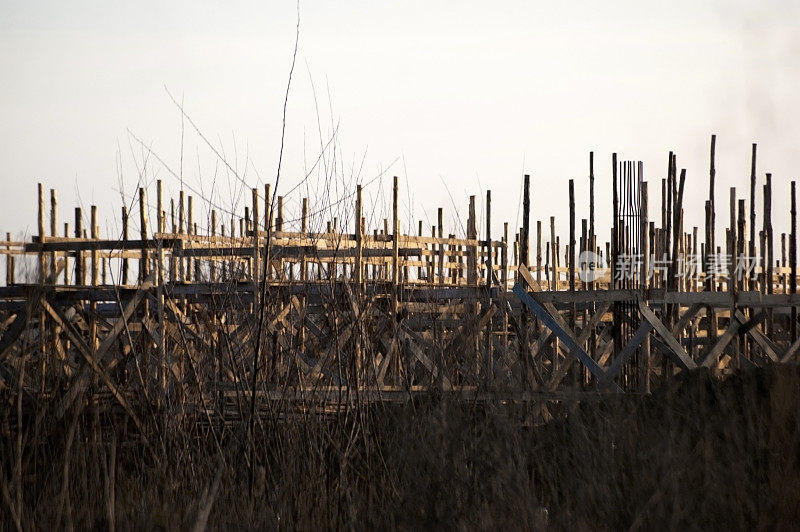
xmin=514 ymin=265 xmax=622 ymax=392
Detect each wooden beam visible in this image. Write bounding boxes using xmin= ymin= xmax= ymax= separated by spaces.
xmin=638 ymin=300 xmax=697 ymax=370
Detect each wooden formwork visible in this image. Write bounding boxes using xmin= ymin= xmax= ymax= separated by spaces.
xmin=1 ymin=140 xmax=800 ymax=423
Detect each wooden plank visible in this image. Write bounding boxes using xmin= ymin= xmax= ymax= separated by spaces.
xmin=547 ymin=301 xmax=612 ymax=389
xmin=513 ymin=282 xmax=609 ymax=382
xmin=780 ymin=335 xmax=800 ymax=363
xmin=600 ymin=320 xmax=652 ymax=387
xmin=739 ymin=311 xmax=780 ymax=362
xmin=398 ymin=326 xmax=452 ymax=388
xmin=671 ymin=303 xmax=704 ymax=337
xmin=42 ymin=301 xmax=148 ymax=440
xmin=700 ymin=319 xmax=741 ymax=368
xmin=0 ymin=309 xmax=28 ymax=361
xmin=56 ymin=274 xmax=154 ymax=415
xmin=443 ymin=304 xmax=497 ymax=358
xmin=638 ymin=300 xmax=697 ymax=370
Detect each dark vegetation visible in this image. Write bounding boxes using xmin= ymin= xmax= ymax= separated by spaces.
xmin=2 ymin=365 xmax=799 ymax=530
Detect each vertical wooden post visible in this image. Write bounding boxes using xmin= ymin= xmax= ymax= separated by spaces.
xmin=62 ymin=224 xmax=68 ymax=286
xmin=75 ymin=208 xmax=84 ymax=285
xmin=168 ymin=200 xmax=176 ymax=283
xmin=640 ymin=182 xmax=650 ymax=392
xmin=156 ymin=180 xmax=164 ymax=236
xmin=139 ymin=188 xmax=149 ymax=281
xmin=90 ymin=206 xmax=99 ymax=287
xmin=760 ymin=229 xmax=766 ymax=293
xmin=354 ymin=186 xmax=364 ymax=386
xmin=392 ymin=177 xmax=400 ymax=287
xmin=666 ymin=156 xmax=674 ymax=280
xmin=38 ymin=186 xmax=49 ymax=391
xmin=611 ymin=154 xmax=618 ymax=289
xmin=88 ymin=204 xmax=100 ymax=407
xmin=568 ymin=179 xmax=577 ymax=384
xmin=670 ymin=169 xmax=685 ymax=292
xmin=156 ymin=182 xmax=166 ymax=400
xmin=729 ymin=188 xmax=737 ymax=292
xmin=37 ymin=183 xmax=46 ymax=284
xmin=210 ymin=210 xmax=217 ymax=282
xmin=536 ymin=220 xmax=542 ymax=285
xmin=300 ymin=197 xmax=308 ymax=233
xmin=301 ymin=196 xmax=308 ymax=280
xmin=729 ymin=187 xmax=739 ymax=367
xmin=569 ymin=179 xmax=576 ymax=294
xmin=738 ymin=201 xmax=746 ymax=292
xmin=252 ymin=188 xmax=261 ymax=292
xmin=276 ymin=196 xmax=284 ymax=232
xmin=221 ymin=222 xmax=228 ymax=281
xmin=589 ymin=151 xmax=595 ymax=262
xmin=502 ymin=222 xmax=509 ymax=357
xmin=5 ymin=232 xmax=13 ymax=286
xmin=468 ymin=195 xmax=478 ymax=286
xmin=520 ymin=175 xmax=530 ymax=386
xmin=521 ymin=176 xmax=530 ymax=274
xmin=428 ymin=224 xmax=435 ymax=283
xmin=231 ymin=218 xmax=236 ymax=279
xmin=581 ymin=219 xmax=587 ymax=289
xmin=708 ymin=135 xmax=716 ymax=268
xmin=765 ymin=175 xmax=774 ymax=339
xmin=749 ymin=144 xmax=757 ymax=291
xmin=156 ymin=181 xmax=165 ymax=283
xmin=485 ymin=190 xmax=492 ymax=284
xmin=178 ymin=191 xmax=185 ymax=281
xmin=178 ymin=191 xmax=185 ymax=233
xmin=264 ymin=184 xmax=272 ymax=232
xmin=355 ymin=185 xmax=363 ymax=286
xmin=502 ymin=222 xmax=509 ymax=289
xmin=155 ymin=181 xmax=167 ymax=289
xmin=50 ymin=189 xmax=57 ymax=283
xmin=791 ymin=181 xmax=797 ymax=342
xmin=549 ymin=216 xmax=557 ymax=291
xmin=437 ymin=208 xmax=444 ymax=285
xmin=187 ymin=196 xmax=194 ymax=282
xmin=418 ymin=220 xmax=425 ymax=281
xmin=122 ymin=206 xmax=129 ymax=284
xmin=484 ymin=189 xmax=493 ymax=385
xmin=704 ymin=138 xmax=718 ymax=354
xmin=781 ymin=234 xmax=787 ymax=294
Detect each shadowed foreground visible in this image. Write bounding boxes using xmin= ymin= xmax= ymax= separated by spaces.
xmin=1 ymin=365 xmax=799 ymax=530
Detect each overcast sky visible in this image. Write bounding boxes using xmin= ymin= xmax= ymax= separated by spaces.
xmin=2 ymin=1 xmax=799 ymax=249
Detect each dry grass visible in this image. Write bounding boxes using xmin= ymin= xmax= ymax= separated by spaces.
xmin=2 ymin=365 xmax=799 ymax=530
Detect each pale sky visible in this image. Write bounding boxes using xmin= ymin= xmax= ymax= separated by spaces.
xmin=2 ymin=1 xmax=799 ymax=251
